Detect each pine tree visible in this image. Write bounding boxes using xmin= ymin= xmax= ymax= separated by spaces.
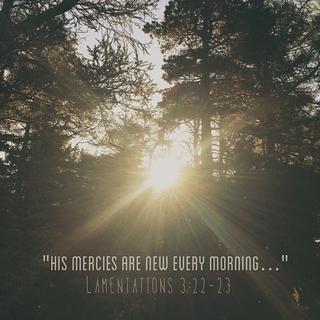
xmin=145 ymin=0 xmax=247 ymax=175
xmin=225 ymin=0 xmax=320 ymax=172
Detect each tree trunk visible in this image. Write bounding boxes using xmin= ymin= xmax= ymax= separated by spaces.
xmin=201 ymin=114 xmax=212 ymax=171
xmin=16 ymin=121 xmax=31 ymax=199
xmin=200 ymin=1 xmax=213 ymax=175
xmin=192 ymin=119 xmax=200 ymax=167
xmin=219 ymin=120 xmax=224 ymax=177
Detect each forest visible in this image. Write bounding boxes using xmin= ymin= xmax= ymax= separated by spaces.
xmin=0 ymin=0 xmax=320 ymax=319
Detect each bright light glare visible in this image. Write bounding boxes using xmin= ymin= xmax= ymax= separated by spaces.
xmin=147 ymin=156 xmax=182 ymax=191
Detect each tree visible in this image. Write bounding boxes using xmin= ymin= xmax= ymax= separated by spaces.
xmin=224 ymin=0 xmax=320 ymax=173
xmin=0 ymin=0 xmax=156 ymax=61
xmin=145 ymin=0 xmax=249 ymax=175
xmin=0 ymin=0 xmax=157 ymax=134
xmin=0 ymin=1 xmax=152 ymax=198
xmin=0 ymin=2 xmax=156 ymax=314
xmin=146 ymin=0 xmax=320 ymax=176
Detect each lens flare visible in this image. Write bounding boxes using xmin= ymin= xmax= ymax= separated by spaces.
xmin=147 ymin=156 xmax=181 ymax=191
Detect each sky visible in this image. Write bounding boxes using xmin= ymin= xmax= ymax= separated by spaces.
xmin=141 ymin=0 xmax=168 ymax=90
xmin=75 ymin=1 xmax=179 ymax=157
xmin=75 ymin=0 xmax=196 ymax=164
xmin=77 ymin=0 xmax=169 ymax=91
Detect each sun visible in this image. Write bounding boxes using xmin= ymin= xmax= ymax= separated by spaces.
xmin=147 ymin=155 xmax=182 ymax=192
